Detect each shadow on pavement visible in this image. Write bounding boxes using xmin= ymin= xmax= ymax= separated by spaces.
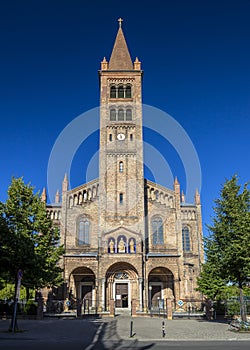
xmin=89 ymin=317 xmax=155 ymax=350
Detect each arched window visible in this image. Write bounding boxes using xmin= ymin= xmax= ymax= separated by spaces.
xmin=118 ymin=109 xmax=125 ymax=121
xmin=125 ymin=85 xmax=131 ymax=98
xmin=155 ymin=190 xmax=159 ymax=200
xmin=110 ymin=86 xmax=116 ymax=98
xmin=152 ymin=217 xmax=164 ymax=244
xmin=126 ymin=109 xmax=132 ymax=121
xmin=118 ymin=85 xmax=124 ymax=98
xmin=182 ymin=227 xmax=191 ymax=251
xmin=83 ymin=191 xmax=87 ymax=201
xmin=109 ymin=134 xmax=112 ymax=141
xmin=119 ymin=193 xmax=123 ymax=204
xmin=119 ymin=161 xmax=124 ymax=173
xmin=110 ymin=109 xmax=116 ymax=121
xmin=77 ymin=218 xmax=90 ymax=245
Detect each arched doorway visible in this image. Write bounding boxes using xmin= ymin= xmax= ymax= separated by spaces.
xmin=105 ymin=262 xmax=138 ymax=310
xmin=148 ymin=267 xmax=174 ymax=310
xmin=69 ymin=267 xmax=96 ymax=307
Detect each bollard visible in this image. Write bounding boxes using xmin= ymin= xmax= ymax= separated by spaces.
xmin=130 ymin=320 xmax=134 ymax=337
xmin=162 ymin=320 xmax=166 ymax=338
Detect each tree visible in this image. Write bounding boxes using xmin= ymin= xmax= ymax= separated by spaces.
xmin=197 ymin=261 xmax=226 ymax=301
xmin=0 ymin=209 xmax=11 ymax=289
xmin=0 ymin=177 xmax=64 ymax=303
xmin=197 ymin=175 xmax=250 ymax=321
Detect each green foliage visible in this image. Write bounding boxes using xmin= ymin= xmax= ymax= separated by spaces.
xmin=0 ymin=177 xmax=64 ymax=296
xmin=197 ymin=175 xmax=250 ymax=319
xmin=0 ymin=283 xmax=15 ymax=300
xmin=0 ymin=283 xmax=35 ymax=301
xmin=226 ymin=301 xmax=240 ymax=317
xmin=0 ymin=207 xmax=11 ymax=282
xmin=207 ymin=175 xmax=250 ymax=286
xmin=196 ymin=261 xmax=227 ymax=300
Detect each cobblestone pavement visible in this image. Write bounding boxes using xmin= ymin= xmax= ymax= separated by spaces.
xmin=115 ymin=316 xmax=250 ymax=341
xmin=0 ymin=316 xmax=249 ymax=348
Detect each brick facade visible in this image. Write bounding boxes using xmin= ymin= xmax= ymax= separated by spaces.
xmin=45 ymin=22 xmax=204 ymax=314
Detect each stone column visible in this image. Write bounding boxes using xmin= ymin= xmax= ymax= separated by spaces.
xmin=131 ymin=299 xmax=137 ymax=316
xmin=93 ymin=285 xmax=96 ymax=310
xmin=174 ymin=276 xmax=180 ymax=306
xmin=138 ymin=278 xmax=143 ymax=311
xmin=144 ymin=278 xmax=149 ymax=312
xmin=107 ymin=281 xmax=112 ymax=311
xmin=101 ymin=278 xmax=105 ymax=311
xmin=166 ymin=299 xmax=173 ymax=320
xmin=109 ymin=299 xmax=115 ymax=317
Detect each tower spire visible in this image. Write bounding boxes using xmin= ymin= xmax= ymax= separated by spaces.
xmin=109 ymin=19 xmax=133 ymax=70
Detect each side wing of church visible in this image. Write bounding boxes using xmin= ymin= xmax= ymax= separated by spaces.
xmin=44 ymin=21 xmax=204 ymax=315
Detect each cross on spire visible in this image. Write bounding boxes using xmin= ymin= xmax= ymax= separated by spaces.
xmin=118 ymin=18 xmax=123 ymax=28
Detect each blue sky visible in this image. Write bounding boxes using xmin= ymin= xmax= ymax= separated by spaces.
xmin=0 ymin=0 xmax=249 ymax=236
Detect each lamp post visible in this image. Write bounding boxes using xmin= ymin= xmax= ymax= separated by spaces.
xmin=149 ymin=285 xmax=152 ymax=311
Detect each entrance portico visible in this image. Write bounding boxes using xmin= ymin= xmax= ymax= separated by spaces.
xmin=69 ymin=266 xmax=96 ymax=306
xmin=148 ymin=267 xmax=174 ymax=310
xmin=105 ymin=262 xmax=139 ymax=311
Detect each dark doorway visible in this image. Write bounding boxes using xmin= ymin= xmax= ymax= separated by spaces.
xmin=115 ymin=283 xmax=128 ymax=308
xmin=151 ymin=285 xmax=161 ymax=308
xmin=82 ymin=284 xmax=92 ymax=307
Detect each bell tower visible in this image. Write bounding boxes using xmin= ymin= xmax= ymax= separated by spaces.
xmin=98 ymin=19 xmax=144 ymax=235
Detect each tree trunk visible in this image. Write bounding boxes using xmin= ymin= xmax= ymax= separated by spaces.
xmin=9 ymin=278 xmax=18 ymax=332
xmin=239 ymin=282 xmax=247 ymax=322
xmin=26 ymin=287 xmax=30 ymax=301
xmin=205 ymin=298 xmax=213 ymax=320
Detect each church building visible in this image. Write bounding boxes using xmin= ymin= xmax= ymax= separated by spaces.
xmin=44 ymin=20 xmax=204 ymax=315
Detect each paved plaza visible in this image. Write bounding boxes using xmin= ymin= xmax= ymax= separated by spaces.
xmin=0 ymin=316 xmax=250 ymax=349
xmin=116 ymin=316 xmax=250 ymax=341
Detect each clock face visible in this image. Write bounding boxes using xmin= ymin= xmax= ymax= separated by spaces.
xmin=117 ymin=133 xmax=125 ymax=140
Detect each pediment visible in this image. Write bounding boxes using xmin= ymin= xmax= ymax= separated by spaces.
xmin=103 ymin=226 xmax=142 ymax=254
xmin=103 ymin=226 xmax=142 ymax=238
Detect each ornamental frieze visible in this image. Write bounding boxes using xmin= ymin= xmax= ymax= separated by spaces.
xmin=107 ymin=78 xmax=135 ymax=83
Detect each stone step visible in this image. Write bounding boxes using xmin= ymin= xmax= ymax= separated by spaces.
xmin=115 ymin=308 xmax=131 ymax=316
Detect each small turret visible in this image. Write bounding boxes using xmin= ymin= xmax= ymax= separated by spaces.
xmin=41 ymin=187 xmax=47 ymax=203
xmin=195 ymin=188 xmax=201 ymax=205
xmin=181 ymin=191 xmax=185 ymax=203
xmin=101 ymin=57 xmax=108 ymax=70
xmin=174 ymin=177 xmax=180 ymax=193
xmin=134 ymin=57 xmax=141 ymax=70
xmin=55 ymin=190 xmax=60 ymax=204
xmin=62 ymin=173 xmax=68 ymax=193
xmin=174 ymin=177 xmax=180 ymax=209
